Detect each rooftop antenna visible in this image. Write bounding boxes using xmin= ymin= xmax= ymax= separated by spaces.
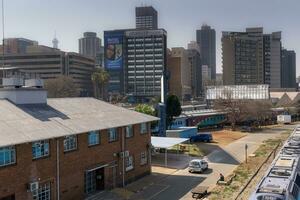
xmin=1 ymin=0 xmax=5 ymax=78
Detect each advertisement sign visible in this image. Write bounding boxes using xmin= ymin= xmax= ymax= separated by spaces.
xmin=104 ymin=32 xmax=123 ymax=69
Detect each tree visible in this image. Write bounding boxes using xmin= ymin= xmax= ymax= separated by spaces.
xmin=214 ymin=89 xmax=273 ymax=130
xmin=91 ymin=68 xmax=110 ymax=100
xmin=166 ymin=95 xmax=182 ymax=128
xmin=214 ymin=89 xmax=247 ymax=130
xmin=44 ymin=75 xmax=79 ymax=98
xmin=134 ymin=104 xmax=156 ymax=116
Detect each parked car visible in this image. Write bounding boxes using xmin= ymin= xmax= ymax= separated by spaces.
xmin=190 ymin=133 xmax=213 ymax=143
xmin=188 ymin=159 xmax=208 ymax=173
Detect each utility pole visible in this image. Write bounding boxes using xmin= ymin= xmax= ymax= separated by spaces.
xmin=1 ymin=0 xmax=5 ymax=78
xmin=245 ymin=144 xmax=248 ymax=163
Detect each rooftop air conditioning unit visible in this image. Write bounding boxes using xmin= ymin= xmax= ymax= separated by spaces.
xmin=25 ymin=79 xmax=44 ymax=88
xmin=29 ymin=182 xmax=39 ymax=192
xmin=2 ymin=77 xmax=24 ymax=88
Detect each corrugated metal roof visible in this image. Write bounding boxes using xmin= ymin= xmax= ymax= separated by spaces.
xmin=0 ymin=98 xmax=158 ymax=147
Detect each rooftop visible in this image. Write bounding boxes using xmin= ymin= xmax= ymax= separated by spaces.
xmin=0 ymin=97 xmax=158 ymax=147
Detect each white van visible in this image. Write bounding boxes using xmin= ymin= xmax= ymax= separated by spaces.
xmin=188 ymin=159 xmax=208 ymax=173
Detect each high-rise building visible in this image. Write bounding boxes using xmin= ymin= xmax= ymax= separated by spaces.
xmin=79 ymin=32 xmax=104 ymax=66
xmin=187 ymin=42 xmax=202 ymax=97
xmin=281 ymin=49 xmax=296 ymax=88
xmin=125 ymin=29 xmax=167 ymax=101
xmin=196 ymin=25 xmax=216 ymax=79
xmin=104 ymin=29 xmax=167 ymax=102
xmin=167 ymin=47 xmax=192 ymax=100
xmin=135 ymin=6 xmax=158 ymax=29
xmin=222 ymin=27 xmax=282 ymax=87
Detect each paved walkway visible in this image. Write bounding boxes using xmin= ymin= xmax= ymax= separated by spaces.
xmin=87 ymin=125 xmax=295 ymax=200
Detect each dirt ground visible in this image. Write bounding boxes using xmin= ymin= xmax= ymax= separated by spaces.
xmin=194 ymin=130 xmax=248 ymax=155
xmin=210 ymin=129 xmax=248 ymax=146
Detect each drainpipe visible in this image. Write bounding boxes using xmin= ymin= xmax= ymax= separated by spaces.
xmin=56 ymin=139 xmax=60 ymax=200
xmin=122 ymin=128 xmax=125 ymax=187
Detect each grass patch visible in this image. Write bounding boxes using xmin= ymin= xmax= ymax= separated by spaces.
xmin=208 ymin=132 xmax=290 ymax=200
xmin=169 ymin=144 xmax=205 ymax=157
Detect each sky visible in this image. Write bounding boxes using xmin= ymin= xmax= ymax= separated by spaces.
xmin=3 ymin=0 xmax=300 ymax=75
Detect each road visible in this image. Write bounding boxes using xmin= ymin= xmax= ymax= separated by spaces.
xmin=150 ymin=125 xmax=295 ymax=200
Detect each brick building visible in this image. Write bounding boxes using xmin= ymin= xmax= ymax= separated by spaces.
xmin=0 ymin=78 xmax=157 ymax=200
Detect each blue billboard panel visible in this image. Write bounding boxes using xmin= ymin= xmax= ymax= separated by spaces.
xmin=104 ymin=32 xmax=123 ymax=70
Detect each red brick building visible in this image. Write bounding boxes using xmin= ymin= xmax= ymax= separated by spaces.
xmin=0 ymin=85 xmax=157 ymax=200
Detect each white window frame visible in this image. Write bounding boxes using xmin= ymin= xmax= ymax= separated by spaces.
xmin=108 ymin=128 xmax=118 ymax=142
xmin=32 ymin=182 xmax=51 ymax=200
xmin=0 ymin=146 xmax=16 ymax=167
xmin=125 ymin=125 xmax=134 ymax=138
xmin=64 ymin=135 xmax=77 ymax=152
xmin=88 ymin=131 xmax=100 ymax=146
xmin=140 ymin=151 xmax=147 ymax=165
xmin=140 ymin=123 xmax=148 ymax=134
xmin=32 ymin=140 xmax=50 ymax=159
xmin=125 ymin=155 xmax=134 ymax=171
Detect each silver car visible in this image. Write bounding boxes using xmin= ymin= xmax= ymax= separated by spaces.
xmin=188 ymin=159 xmax=208 ymax=173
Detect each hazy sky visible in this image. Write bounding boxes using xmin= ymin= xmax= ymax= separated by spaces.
xmin=3 ymin=0 xmax=300 ymax=74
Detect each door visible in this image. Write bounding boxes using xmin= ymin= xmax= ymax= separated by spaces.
xmin=95 ymin=168 xmax=105 ymax=191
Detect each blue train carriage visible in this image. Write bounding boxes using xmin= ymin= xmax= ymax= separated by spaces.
xmin=186 ymin=112 xmax=227 ymax=129
xmin=250 ymin=126 xmax=300 ymax=200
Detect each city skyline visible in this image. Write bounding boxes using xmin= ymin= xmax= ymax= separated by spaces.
xmin=2 ymin=0 xmax=299 ymax=74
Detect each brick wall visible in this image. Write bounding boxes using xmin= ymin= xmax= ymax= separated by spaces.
xmin=0 ymin=122 xmax=151 ymax=200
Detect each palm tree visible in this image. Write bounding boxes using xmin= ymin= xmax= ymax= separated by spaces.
xmin=91 ymin=68 xmax=110 ymax=100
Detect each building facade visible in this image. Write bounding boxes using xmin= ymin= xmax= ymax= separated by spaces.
xmin=0 ymin=47 xmax=95 ymax=96
xmin=104 ymin=29 xmax=167 ymax=102
xmin=187 ymin=48 xmax=202 ymax=97
xmin=167 ymin=47 xmax=192 ymax=100
xmin=196 ymin=25 xmax=216 ymax=80
xmin=0 ymin=83 xmax=156 ymax=200
xmin=135 ymin=6 xmax=158 ymax=29
xmin=79 ymin=32 xmax=104 ymax=66
xmin=0 ymin=38 xmax=38 ymax=54
xmin=125 ymin=29 xmax=167 ymax=101
xmin=222 ymin=27 xmax=282 ymax=88
xmin=281 ymin=49 xmax=296 ymax=88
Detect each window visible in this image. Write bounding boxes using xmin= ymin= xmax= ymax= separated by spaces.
xmin=108 ymin=128 xmax=118 ymax=142
xmin=125 ymin=125 xmax=133 ymax=138
xmin=140 ymin=152 xmax=147 ymax=165
xmin=0 ymin=146 xmax=16 ymax=167
xmin=64 ymin=135 xmax=77 ymax=152
xmin=88 ymin=131 xmax=100 ymax=146
xmin=32 ymin=182 xmax=51 ymax=200
xmin=125 ymin=155 xmax=134 ymax=171
xmin=140 ymin=123 xmax=148 ymax=134
xmin=32 ymin=140 xmax=50 ymax=159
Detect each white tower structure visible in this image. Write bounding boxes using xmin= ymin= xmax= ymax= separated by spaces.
xmin=52 ymin=31 xmax=59 ymax=49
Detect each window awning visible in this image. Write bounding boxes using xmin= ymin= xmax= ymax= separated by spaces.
xmin=151 ymin=136 xmax=189 ymax=149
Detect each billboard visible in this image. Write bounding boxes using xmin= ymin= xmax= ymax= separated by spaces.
xmin=104 ymin=31 xmax=124 ymax=69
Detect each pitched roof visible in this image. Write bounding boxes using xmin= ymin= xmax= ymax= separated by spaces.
xmin=0 ymin=98 xmax=158 ymax=147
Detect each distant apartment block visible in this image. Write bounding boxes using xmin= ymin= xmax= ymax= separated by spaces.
xmin=135 ymin=6 xmax=158 ymax=29
xmin=196 ymin=25 xmax=216 ymax=79
xmin=281 ymin=49 xmax=296 ymax=88
xmin=0 ymin=38 xmax=38 ymax=54
xmin=167 ymin=47 xmax=192 ymax=100
xmin=79 ymin=32 xmax=104 ymax=66
xmin=202 ymin=65 xmax=211 ymax=86
xmin=0 ymin=41 xmax=95 ymax=96
xmin=222 ymin=27 xmax=282 ymax=88
xmin=0 ymin=79 xmax=156 ymax=200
